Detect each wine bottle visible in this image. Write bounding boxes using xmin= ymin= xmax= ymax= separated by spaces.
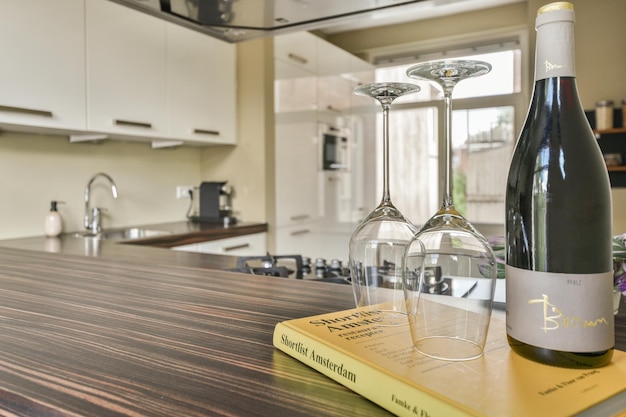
xmin=505 ymin=2 xmax=614 ymax=368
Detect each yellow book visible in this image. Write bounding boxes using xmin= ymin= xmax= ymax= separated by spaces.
xmin=273 ymin=307 xmax=626 ymax=417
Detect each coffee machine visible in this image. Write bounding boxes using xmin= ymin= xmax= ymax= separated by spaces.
xmin=191 ymin=181 xmax=236 ymax=225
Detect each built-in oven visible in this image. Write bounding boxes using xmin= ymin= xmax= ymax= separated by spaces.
xmin=320 ymin=123 xmax=350 ymax=171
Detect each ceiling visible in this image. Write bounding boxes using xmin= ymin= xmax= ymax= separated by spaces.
xmin=110 ymin=0 xmax=526 ymax=43
xmin=318 ymin=0 xmax=525 ymax=35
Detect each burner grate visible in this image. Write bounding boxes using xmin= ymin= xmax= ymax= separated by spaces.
xmin=233 ymin=254 xmax=304 ymax=279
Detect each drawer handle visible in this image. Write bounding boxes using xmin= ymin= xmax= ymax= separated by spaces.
xmin=290 ymin=214 xmax=310 ymax=221
xmin=288 ymin=53 xmax=308 ymax=65
xmin=193 ymin=128 xmax=220 ymax=136
xmin=114 ymin=119 xmax=152 ymax=129
xmin=0 ymin=105 xmax=53 ymax=118
xmin=291 ymin=229 xmax=310 ymax=236
xmin=223 ymin=243 xmax=250 ymax=252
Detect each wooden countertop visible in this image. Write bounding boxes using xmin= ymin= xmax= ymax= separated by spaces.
xmin=119 ymin=221 xmax=270 ymax=248
xmin=0 ymin=224 xmax=624 ymax=416
xmin=0 ymin=246 xmax=393 ymax=417
xmin=0 ymin=221 xmax=269 ymax=271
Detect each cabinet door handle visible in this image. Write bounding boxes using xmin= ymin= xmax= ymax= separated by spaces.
xmin=0 ymin=105 xmax=53 ymax=118
xmin=288 ymin=53 xmax=308 ymax=65
xmin=193 ymin=128 xmax=220 ymax=136
xmin=290 ymin=214 xmax=310 ymax=221
xmin=114 ymin=119 xmax=152 ymax=129
xmin=223 ymin=243 xmax=250 ymax=252
xmin=291 ymin=229 xmax=310 ymax=236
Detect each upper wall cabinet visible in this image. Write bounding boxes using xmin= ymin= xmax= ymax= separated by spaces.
xmin=166 ymin=23 xmax=236 ymax=145
xmin=86 ymin=0 xmax=236 ymax=145
xmin=274 ymin=32 xmax=318 ymax=75
xmin=0 ymin=0 xmax=237 ymax=146
xmin=274 ymin=32 xmax=374 ymax=115
xmin=86 ymin=0 xmax=168 ymax=139
xmin=274 ymin=32 xmax=318 ymax=114
xmin=0 ymin=0 xmax=86 ymax=130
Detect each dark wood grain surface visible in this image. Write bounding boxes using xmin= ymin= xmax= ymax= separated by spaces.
xmin=0 ymin=221 xmax=269 ymax=271
xmin=0 ymin=221 xmax=268 ymax=250
xmin=0 ymin=246 xmax=623 ymax=416
xmin=0 ymin=247 xmax=393 ymax=416
xmin=123 ymin=221 xmax=269 ymax=247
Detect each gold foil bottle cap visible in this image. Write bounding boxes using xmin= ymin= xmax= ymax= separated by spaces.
xmin=538 ymin=2 xmax=574 ymax=16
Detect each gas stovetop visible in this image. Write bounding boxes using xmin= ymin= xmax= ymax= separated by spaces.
xmin=231 ymin=254 xmax=350 ymax=284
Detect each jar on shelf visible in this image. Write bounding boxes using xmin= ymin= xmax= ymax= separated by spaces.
xmin=595 ymin=100 xmax=614 ymax=130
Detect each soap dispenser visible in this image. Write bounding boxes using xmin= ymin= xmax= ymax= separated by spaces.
xmin=45 ymin=201 xmax=64 ymax=237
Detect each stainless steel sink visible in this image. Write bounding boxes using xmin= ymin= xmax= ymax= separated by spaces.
xmin=73 ymin=227 xmax=172 ymax=241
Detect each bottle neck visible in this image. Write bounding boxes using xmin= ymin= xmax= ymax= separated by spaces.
xmin=535 ymin=8 xmax=576 ymax=81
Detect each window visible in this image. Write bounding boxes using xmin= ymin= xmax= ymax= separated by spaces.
xmin=372 ymin=47 xmax=522 ymax=228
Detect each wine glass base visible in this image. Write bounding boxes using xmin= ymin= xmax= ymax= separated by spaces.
xmin=358 ymin=309 xmax=408 ymax=327
xmin=406 ymin=59 xmax=492 ymax=95
xmin=413 ymin=336 xmax=484 ymax=361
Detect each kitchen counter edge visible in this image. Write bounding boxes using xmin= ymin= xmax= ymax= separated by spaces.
xmin=0 ymin=221 xmax=268 ymax=271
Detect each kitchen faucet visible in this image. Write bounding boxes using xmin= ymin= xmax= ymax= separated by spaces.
xmin=84 ymin=173 xmax=118 ymax=234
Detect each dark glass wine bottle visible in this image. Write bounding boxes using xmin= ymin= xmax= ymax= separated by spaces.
xmin=505 ymin=2 xmax=614 ymax=368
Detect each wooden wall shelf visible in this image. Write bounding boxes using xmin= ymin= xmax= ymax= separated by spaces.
xmin=595 ymin=127 xmax=626 ymax=137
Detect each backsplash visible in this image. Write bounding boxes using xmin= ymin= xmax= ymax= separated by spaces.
xmin=0 ymin=131 xmax=202 ymax=239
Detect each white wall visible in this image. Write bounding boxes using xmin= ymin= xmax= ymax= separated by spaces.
xmin=201 ymin=38 xmax=275 ymax=227
xmin=0 ymin=132 xmax=202 ymax=238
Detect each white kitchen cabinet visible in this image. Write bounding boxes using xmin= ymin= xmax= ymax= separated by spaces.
xmin=0 ymin=0 xmax=85 ymax=131
xmin=172 ymin=233 xmax=267 ymax=257
xmin=166 ymin=23 xmax=237 ymax=144
xmin=0 ymin=0 xmax=238 ymax=146
xmin=316 ymin=40 xmax=352 ymax=77
xmin=273 ymin=32 xmax=374 ymax=259
xmin=274 ymin=60 xmax=317 ymax=113
xmin=318 ymin=44 xmax=375 ymax=113
xmin=274 ymin=32 xmax=318 ymax=75
xmin=86 ymin=0 xmax=167 ymax=139
xmin=275 ymin=225 xmax=321 ymax=259
xmin=274 ymin=33 xmax=318 ymax=114
xmin=275 ymin=121 xmax=320 ymax=227
xmin=317 ymin=76 xmax=354 ymax=114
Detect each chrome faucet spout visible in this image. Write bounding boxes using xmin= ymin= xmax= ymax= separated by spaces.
xmin=84 ymin=173 xmax=119 ymax=233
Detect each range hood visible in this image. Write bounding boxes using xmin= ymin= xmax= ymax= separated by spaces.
xmin=107 ymin=0 xmax=427 ymax=43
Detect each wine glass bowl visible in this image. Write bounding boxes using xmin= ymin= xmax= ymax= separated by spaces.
xmin=349 ymin=82 xmax=420 ymax=326
xmin=403 ymin=60 xmax=497 ymax=360
xmin=404 ymin=223 xmax=496 ymax=361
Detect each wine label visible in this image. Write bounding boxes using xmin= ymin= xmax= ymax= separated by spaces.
xmin=505 ymin=265 xmax=614 ymax=352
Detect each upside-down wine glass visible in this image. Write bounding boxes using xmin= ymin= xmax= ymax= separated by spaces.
xmin=403 ymin=60 xmax=497 ymax=360
xmin=349 ymin=82 xmax=420 ymax=326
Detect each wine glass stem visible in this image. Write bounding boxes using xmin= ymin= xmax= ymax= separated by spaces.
xmin=382 ymin=103 xmax=391 ymax=204
xmin=442 ymin=93 xmax=453 ymax=208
